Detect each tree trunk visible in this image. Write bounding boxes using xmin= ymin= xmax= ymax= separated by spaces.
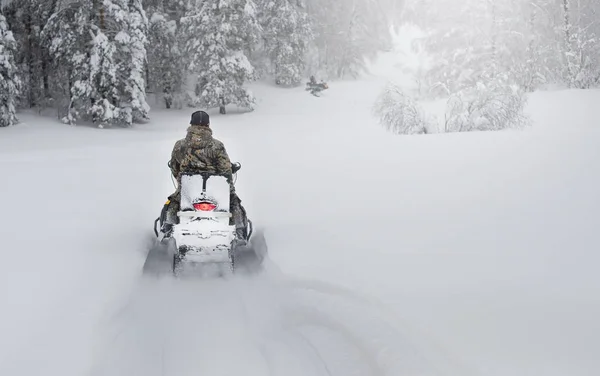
xmin=24 ymin=9 xmax=36 ymax=108
xmin=490 ymin=0 xmax=497 ymax=77
xmin=562 ymin=0 xmax=575 ymax=86
xmin=219 ymin=96 xmax=226 ymax=114
xmin=42 ymin=0 xmax=59 ymax=100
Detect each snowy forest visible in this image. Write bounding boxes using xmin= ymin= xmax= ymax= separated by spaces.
xmin=1 ymin=0 xmax=599 ymax=129
xmin=0 ymin=0 xmax=402 ymax=127
xmin=402 ymin=0 xmax=600 ymax=96
xmin=375 ymin=0 xmax=600 ymax=134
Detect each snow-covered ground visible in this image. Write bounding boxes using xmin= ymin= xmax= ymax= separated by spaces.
xmin=0 ymin=77 xmax=599 ymax=376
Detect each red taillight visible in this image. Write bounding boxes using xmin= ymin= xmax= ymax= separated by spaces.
xmin=193 ymin=202 xmax=217 ymax=211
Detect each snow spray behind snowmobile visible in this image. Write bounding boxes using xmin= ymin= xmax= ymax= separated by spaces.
xmin=143 ymin=163 xmax=267 ymax=278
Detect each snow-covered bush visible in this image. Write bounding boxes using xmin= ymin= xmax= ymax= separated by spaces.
xmin=0 ymin=13 xmax=19 ymax=127
xmin=373 ymin=83 xmax=431 ymax=135
xmin=444 ymin=84 xmax=531 ymax=132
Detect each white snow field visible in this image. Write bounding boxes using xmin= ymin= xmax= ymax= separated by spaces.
xmin=0 ymin=78 xmax=599 ymax=376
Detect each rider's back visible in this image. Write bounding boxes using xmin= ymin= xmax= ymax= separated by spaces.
xmin=172 ymin=126 xmax=232 ymax=178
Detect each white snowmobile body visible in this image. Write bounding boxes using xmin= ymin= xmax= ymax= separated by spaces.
xmin=174 ymin=173 xmax=236 ymax=265
xmin=144 ymin=169 xmax=266 ymax=279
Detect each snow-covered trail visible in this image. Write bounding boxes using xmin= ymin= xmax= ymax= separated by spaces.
xmin=89 ymin=270 xmax=464 ymax=376
xmin=1 ymin=80 xmax=599 ymax=376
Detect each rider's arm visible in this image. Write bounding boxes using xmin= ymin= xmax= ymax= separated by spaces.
xmin=215 ymin=142 xmax=233 ymax=177
xmin=169 ymin=140 xmax=182 ymax=178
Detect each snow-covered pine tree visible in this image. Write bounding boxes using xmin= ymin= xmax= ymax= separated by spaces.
xmin=41 ymin=0 xmax=149 ymax=127
xmin=2 ymin=0 xmax=38 ymax=108
xmin=41 ymin=1 xmax=92 ymax=124
xmin=87 ymin=1 xmax=122 ymax=127
xmin=41 ymin=1 xmax=118 ymax=126
xmin=0 ymin=11 xmax=20 ymax=127
xmin=147 ymin=1 xmax=185 ymax=109
xmin=257 ymin=0 xmax=312 ymax=86
xmin=181 ymin=0 xmax=261 ymax=114
xmin=111 ymin=0 xmax=150 ymax=124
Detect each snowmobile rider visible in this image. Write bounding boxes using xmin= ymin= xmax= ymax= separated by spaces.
xmin=163 ymin=110 xmax=249 ymax=242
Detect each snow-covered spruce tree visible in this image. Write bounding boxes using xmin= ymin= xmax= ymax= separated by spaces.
xmin=3 ymin=0 xmax=81 ymax=112
xmin=0 ymin=11 xmax=20 ymax=127
xmin=112 ymin=0 xmax=150 ymax=124
xmin=41 ymin=0 xmax=149 ymax=127
xmin=41 ymin=2 xmax=94 ymax=124
xmin=2 ymin=0 xmax=41 ymax=109
xmin=147 ymin=4 xmax=185 ymax=109
xmin=373 ymin=83 xmax=431 ymax=135
xmin=5 ymin=0 xmax=64 ymax=110
xmin=257 ymin=0 xmax=312 ymax=86
xmin=87 ymin=1 xmax=130 ymax=127
xmin=181 ymin=0 xmax=261 ymax=114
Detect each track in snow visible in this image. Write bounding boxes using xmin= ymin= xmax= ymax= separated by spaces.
xmin=89 ymin=260 xmax=471 ymax=376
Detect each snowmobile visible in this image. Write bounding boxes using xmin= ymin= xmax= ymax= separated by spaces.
xmin=306 ymin=77 xmax=329 ymax=97
xmin=142 ymin=162 xmax=267 ymax=279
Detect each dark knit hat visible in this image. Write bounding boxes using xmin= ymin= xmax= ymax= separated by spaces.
xmin=190 ymin=110 xmax=210 ymax=126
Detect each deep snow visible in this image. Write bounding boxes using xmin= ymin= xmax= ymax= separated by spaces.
xmin=0 ymin=78 xmax=599 ymax=376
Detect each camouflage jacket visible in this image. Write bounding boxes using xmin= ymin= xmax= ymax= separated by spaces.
xmin=170 ymin=126 xmax=233 ymax=183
